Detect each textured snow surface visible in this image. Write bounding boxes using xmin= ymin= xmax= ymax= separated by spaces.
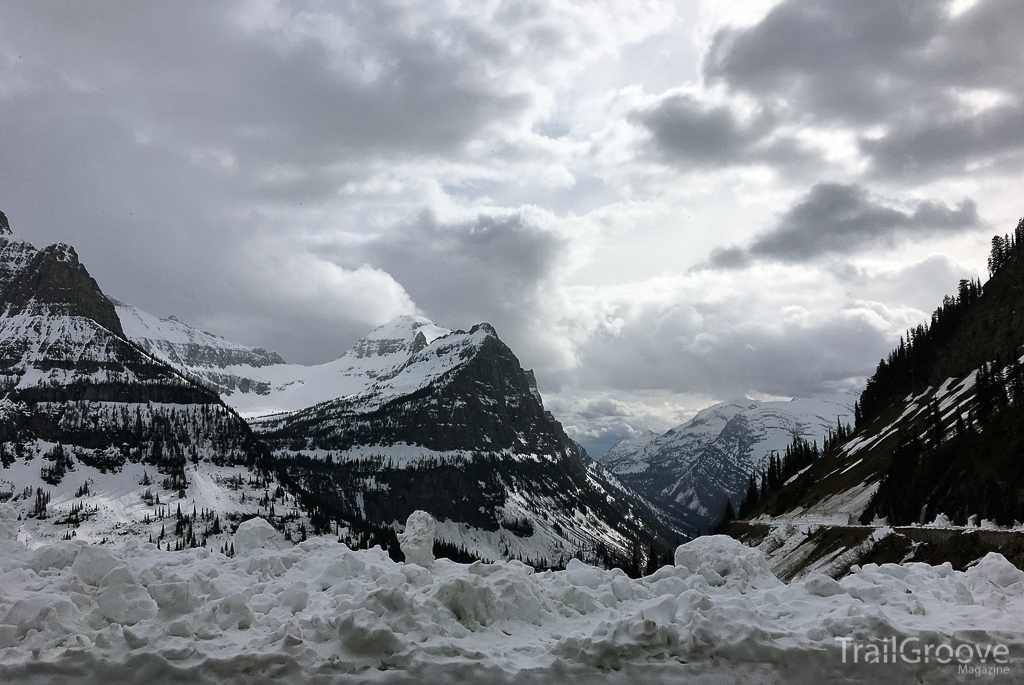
xmin=0 ymin=510 xmax=1021 ymax=684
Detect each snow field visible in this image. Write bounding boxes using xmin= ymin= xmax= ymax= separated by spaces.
xmin=0 ymin=510 xmax=1021 ymax=684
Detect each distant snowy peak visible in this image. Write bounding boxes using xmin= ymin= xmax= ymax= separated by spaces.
xmin=681 ymin=399 xmax=761 ymax=434
xmin=252 ymin=320 xmax=497 ymax=421
xmin=601 ymin=394 xmax=856 ymax=536
xmin=599 ymin=430 xmax=660 ymax=473
xmin=350 ymin=315 xmax=451 ymax=359
xmin=114 ymin=299 xmax=284 ymax=369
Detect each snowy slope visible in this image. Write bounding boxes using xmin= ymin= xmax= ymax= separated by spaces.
xmin=601 ymin=395 xmax=856 ymax=536
xmin=117 ymin=305 xmax=457 ymax=418
xmin=115 ymin=300 xmax=284 ymax=370
xmin=0 ymin=512 xmax=1021 ymax=684
xmin=752 ymin=366 xmax=994 ymax=529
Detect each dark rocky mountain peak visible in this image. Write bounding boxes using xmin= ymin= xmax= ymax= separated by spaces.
xmin=0 ymin=215 xmax=275 ymax=547
xmin=0 ymin=210 xmax=10 ymax=234
xmin=3 ymin=240 xmax=124 ymax=337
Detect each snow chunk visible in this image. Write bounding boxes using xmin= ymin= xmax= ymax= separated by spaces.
xmin=967 ymin=553 xmax=1024 ymax=594
xmin=232 ymin=517 xmax=285 ymax=554
xmin=209 ymin=593 xmax=253 ymax=630
xmin=926 ymin=513 xmax=954 ymax=528
xmin=146 ymin=582 xmax=193 ymax=616
xmin=0 ymin=504 xmax=18 ymax=542
xmin=71 ymin=546 xmax=121 ymax=586
xmin=337 ymin=608 xmax=405 ymax=656
xmin=673 ymin=535 xmax=781 ymax=592
xmin=804 ymin=572 xmax=845 ymax=597
xmin=566 ymin=558 xmax=606 ymax=589
xmin=399 ymin=510 xmax=436 ymax=568
xmin=96 ymin=566 xmax=157 ymax=626
xmin=29 ymin=540 xmax=83 ymax=572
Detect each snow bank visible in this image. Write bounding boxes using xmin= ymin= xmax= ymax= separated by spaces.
xmin=0 ymin=522 xmax=1020 ymax=684
xmin=673 ymin=534 xmax=782 ymax=592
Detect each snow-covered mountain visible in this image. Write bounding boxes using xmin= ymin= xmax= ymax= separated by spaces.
xmin=114 ymin=300 xmax=285 ymax=397
xmin=249 ymin=317 xmax=677 ymax=567
xmin=601 ymin=395 xmax=855 ymax=536
xmin=0 ymin=212 xmax=677 ymax=565
xmin=0 ymin=213 xmax=283 ymax=548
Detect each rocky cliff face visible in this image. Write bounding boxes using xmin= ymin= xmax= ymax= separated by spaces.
xmin=601 ymin=396 xmax=855 ymax=537
xmin=4 ymin=242 xmax=124 ymax=336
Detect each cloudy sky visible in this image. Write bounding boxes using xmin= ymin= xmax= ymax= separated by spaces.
xmin=1 ymin=0 xmax=1021 ymax=455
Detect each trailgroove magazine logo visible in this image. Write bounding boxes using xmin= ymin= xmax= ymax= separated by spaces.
xmin=836 ymin=637 xmax=1011 ymax=675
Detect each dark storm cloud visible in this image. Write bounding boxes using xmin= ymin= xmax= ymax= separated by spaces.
xmin=0 ymin=2 xmax=531 ymax=194
xmin=635 ymin=94 xmax=809 ymax=167
xmin=642 ymin=0 xmax=1024 ymax=177
xmin=706 ymin=183 xmax=979 ymax=268
xmin=703 ymin=0 xmax=947 ymax=123
xmin=861 ymin=106 xmax=1024 ymax=177
xmin=359 ymin=212 xmax=567 ymax=333
xmin=638 ymin=95 xmax=765 ymax=162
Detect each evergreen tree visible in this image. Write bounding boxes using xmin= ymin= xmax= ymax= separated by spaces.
xmin=738 ymin=474 xmax=760 ymax=518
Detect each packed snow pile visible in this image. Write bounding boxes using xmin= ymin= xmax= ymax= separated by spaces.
xmin=0 ymin=509 xmax=1021 ymax=684
xmin=398 ymin=510 xmax=436 ymax=568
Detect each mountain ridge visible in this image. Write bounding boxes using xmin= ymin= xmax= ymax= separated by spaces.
xmin=601 ymin=394 xmax=855 ymax=536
